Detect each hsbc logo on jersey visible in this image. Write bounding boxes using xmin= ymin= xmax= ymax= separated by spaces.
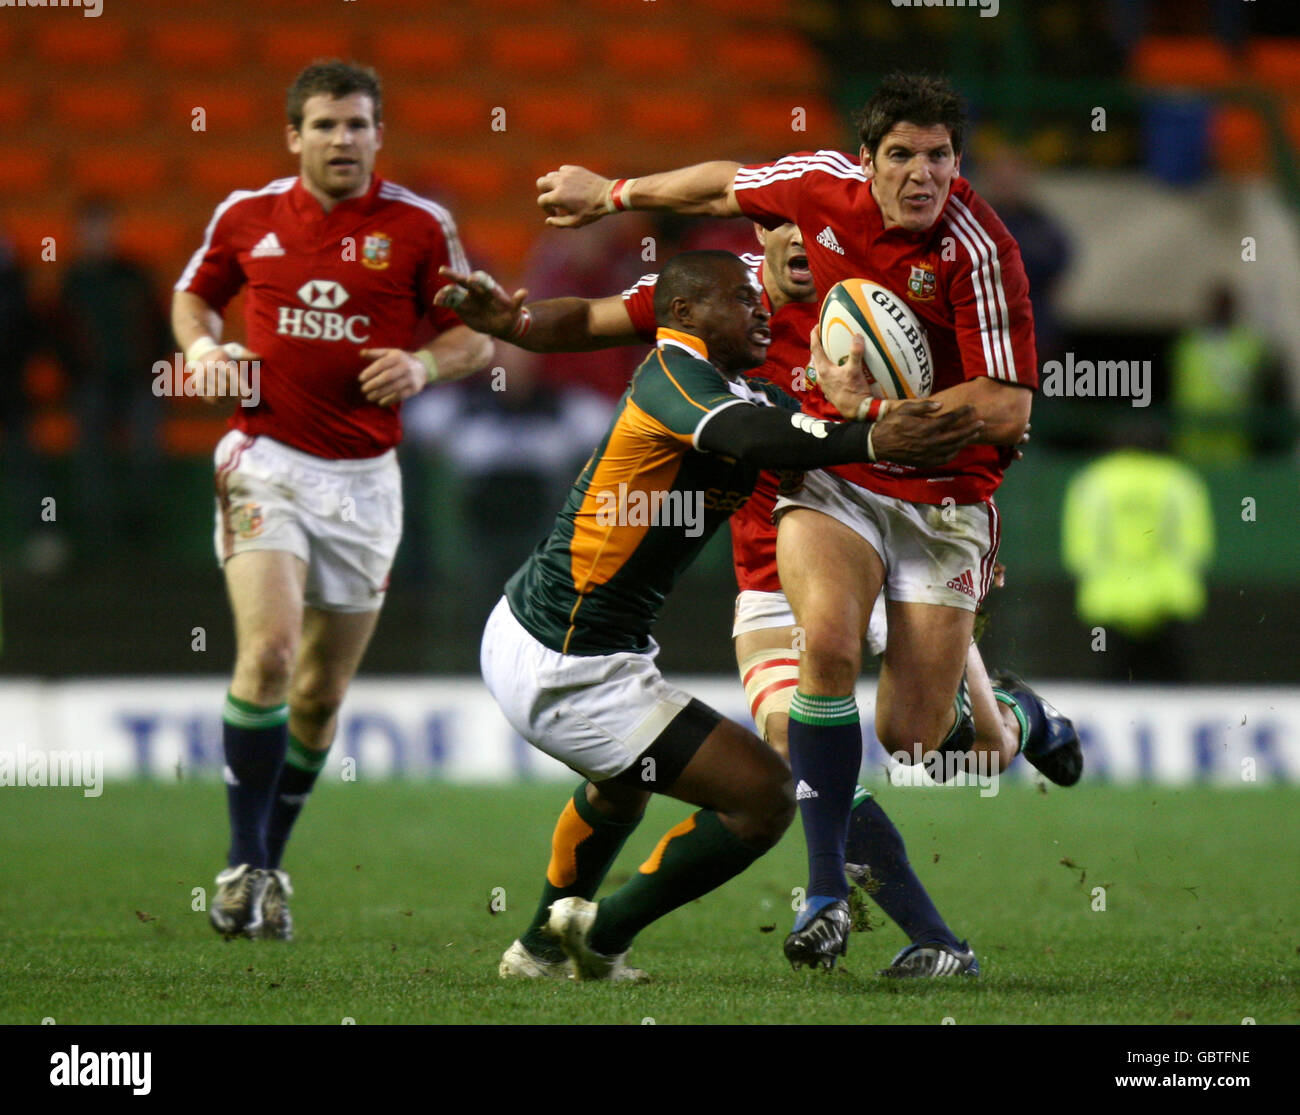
xmin=277 ymin=280 xmax=371 ymax=342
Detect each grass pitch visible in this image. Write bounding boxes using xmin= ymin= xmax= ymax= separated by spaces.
xmin=1 ymin=780 xmax=1296 ymax=1025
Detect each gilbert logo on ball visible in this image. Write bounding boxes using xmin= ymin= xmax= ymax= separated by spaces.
xmin=818 ymin=279 xmax=933 ymax=399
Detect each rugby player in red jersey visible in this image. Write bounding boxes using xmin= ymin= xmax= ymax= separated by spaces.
xmin=475 ymin=249 xmax=980 ymax=980
xmin=439 ymin=222 xmax=1012 ymax=977
xmin=534 ymin=73 xmax=1082 ymax=970
xmin=173 ymin=61 xmax=493 ymax=940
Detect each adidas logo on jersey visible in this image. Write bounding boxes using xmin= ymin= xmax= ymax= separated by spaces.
xmin=250 ymin=232 xmax=285 ymax=258
xmin=816 ymin=226 xmax=845 ymax=255
xmin=795 ymin=779 xmax=818 ymax=800
xmin=946 ymin=569 xmax=977 ymax=598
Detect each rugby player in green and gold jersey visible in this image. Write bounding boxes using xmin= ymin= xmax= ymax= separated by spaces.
xmin=480 ymin=250 xmax=982 ymax=980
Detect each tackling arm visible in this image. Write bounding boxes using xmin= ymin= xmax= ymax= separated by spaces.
xmin=536 ymin=162 xmax=744 ymax=228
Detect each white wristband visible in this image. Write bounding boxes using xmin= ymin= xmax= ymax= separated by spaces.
xmin=415 ymin=349 xmax=439 ymax=384
xmin=185 ymin=335 xmax=220 ymax=364
xmin=867 ymin=425 xmax=877 ymax=463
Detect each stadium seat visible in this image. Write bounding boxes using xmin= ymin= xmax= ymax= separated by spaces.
xmin=678 ymin=0 xmax=790 ymax=16
xmin=1131 ymin=36 xmax=1236 ymax=88
xmin=23 ymin=356 xmax=68 ymax=407
xmin=369 ymin=26 xmax=470 ymax=73
xmin=167 ymin=87 xmax=261 ymax=135
xmin=462 ymin=218 xmax=537 ymax=275
xmin=1210 ymin=105 xmax=1268 ymax=174
xmin=0 ymin=86 xmax=34 ymax=129
xmin=33 ymin=23 xmax=129 ymax=66
xmin=161 ymin=416 xmax=228 ymax=457
xmin=1246 ymin=39 xmax=1300 ymax=92
xmin=625 ymin=93 xmax=715 ymax=141
xmin=513 ymin=91 xmax=604 ymax=139
xmin=70 ymin=149 xmax=171 ymax=200
xmin=733 ymin=94 xmax=841 ymax=152
xmin=259 ymin=26 xmax=353 ymax=71
xmin=115 ymin=212 xmax=191 ymax=271
xmin=601 ymin=29 xmax=695 ymax=78
xmin=146 ymin=23 xmax=243 ymax=69
xmin=486 ymin=27 xmax=582 ymax=77
xmin=409 ymin=154 xmax=514 ymax=202
xmin=50 ymin=84 xmax=150 ymax=132
xmin=29 ymin=410 xmax=78 ymax=456
xmin=0 ymin=24 xmax=14 ymax=61
xmin=387 ymin=89 xmax=493 ymax=137
xmin=716 ymin=34 xmax=820 ymax=84
xmin=185 ymin=150 xmax=287 ymax=199
xmin=8 ymin=151 xmax=54 ymax=197
xmin=3 ymin=210 xmax=69 ymax=262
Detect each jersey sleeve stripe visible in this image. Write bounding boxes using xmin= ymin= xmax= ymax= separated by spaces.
xmin=175 ymin=177 xmax=295 ymax=292
xmin=378 ymin=183 xmax=471 ymax=274
xmin=943 ymin=216 xmax=1001 ymax=380
xmin=948 ymin=197 xmax=1019 ymax=382
xmin=621 ymin=273 xmax=659 ymax=298
xmin=734 ymin=152 xmax=865 ymax=189
xmin=691 ymin=396 xmax=748 ymax=447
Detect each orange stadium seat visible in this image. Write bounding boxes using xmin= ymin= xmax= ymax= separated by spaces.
xmin=0 ymin=24 xmax=14 ymax=61
xmin=368 ymin=25 xmax=470 ymax=73
xmin=162 ymin=416 xmax=228 ymax=458
xmin=1211 ymin=105 xmax=1268 ymax=174
xmin=486 ymin=27 xmax=582 ymax=77
xmin=1131 ymin=36 xmax=1236 ymax=88
xmin=8 ymin=151 xmax=54 ymax=196
xmin=50 ymin=84 xmax=150 ymax=132
xmin=0 ymin=86 xmax=34 ymax=129
xmin=716 ymin=34 xmax=819 ymax=80
xmin=185 ymin=150 xmax=287 ymax=200
xmin=3 ymin=212 xmax=71 ymax=262
xmin=601 ymin=29 xmax=695 ymax=79
xmin=1246 ymin=40 xmax=1300 ymax=93
xmin=733 ymin=94 xmax=842 ymax=152
xmin=114 ymin=212 xmax=191 ymax=271
xmin=513 ymin=91 xmax=604 ymax=139
xmin=259 ymin=26 xmax=354 ymax=72
xmin=387 ymin=89 xmax=492 ymax=138
xmin=167 ymin=87 xmax=261 ymax=135
xmin=70 ymin=149 xmax=171 ymax=200
xmin=626 ymin=93 xmax=715 ymax=140
xmin=146 ymin=23 xmax=243 ymax=69
xmin=463 ymin=218 xmax=537 ymax=274
xmin=671 ymin=0 xmax=790 ymax=16
xmin=33 ymin=23 xmax=129 ymax=66
xmin=409 ymin=153 xmax=514 ymax=202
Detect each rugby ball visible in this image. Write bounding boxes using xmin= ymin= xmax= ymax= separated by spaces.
xmin=818 ymin=279 xmax=933 ymax=399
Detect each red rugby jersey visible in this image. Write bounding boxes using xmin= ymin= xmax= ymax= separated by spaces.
xmin=733 ymin=150 xmax=1037 ymax=504
xmin=622 ymin=253 xmax=818 ymax=593
xmin=176 ymin=175 xmax=468 ymax=459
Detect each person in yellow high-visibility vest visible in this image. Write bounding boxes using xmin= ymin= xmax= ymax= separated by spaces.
xmin=1062 ymin=447 xmax=1214 ymax=681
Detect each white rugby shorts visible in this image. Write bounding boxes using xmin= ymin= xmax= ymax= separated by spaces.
xmin=480 ymin=596 xmax=698 ymax=782
xmin=774 ymin=469 xmax=1000 ymax=613
xmin=213 ymin=430 xmax=402 ymax=613
xmin=732 ymin=587 xmax=888 ymax=657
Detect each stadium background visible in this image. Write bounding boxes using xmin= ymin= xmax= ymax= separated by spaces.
xmin=1 ymin=0 xmax=1299 ymax=776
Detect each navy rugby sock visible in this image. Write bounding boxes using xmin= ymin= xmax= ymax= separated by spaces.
xmin=265 ymin=734 xmax=329 ymax=870
xmin=221 ymin=693 xmax=288 ymax=868
xmin=787 ymin=692 xmax=863 ymax=901
xmin=845 ymin=789 xmax=961 ymax=949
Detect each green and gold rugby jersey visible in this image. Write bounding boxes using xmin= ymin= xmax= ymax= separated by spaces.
xmin=506 ymin=328 xmax=797 ymax=656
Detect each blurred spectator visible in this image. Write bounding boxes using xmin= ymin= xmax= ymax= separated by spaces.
xmin=53 ymin=199 xmax=170 ymax=552
xmin=404 ymin=349 xmax=613 ymax=629
xmin=1170 ymin=283 xmax=1291 ymax=463
xmin=1061 ymin=422 xmax=1214 ymax=681
xmin=975 ymin=142 xmax=1073 ymax=369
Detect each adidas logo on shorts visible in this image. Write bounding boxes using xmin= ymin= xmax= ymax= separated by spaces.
xmin=946 ymin=569 xmax=977 ymax=598
xmin=815 ymin=226 xmax=845 ymax=255
xmin=795 ymin=779 xmax=818 ymax=800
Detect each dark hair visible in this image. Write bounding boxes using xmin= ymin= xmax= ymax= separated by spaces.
xmin=653 ymin=250 xmax=745 ymax=326
xmin=287 ymin=60 xmax=382 ymax=130
xmin=854 ymin=72 xmax=964 ymax=159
